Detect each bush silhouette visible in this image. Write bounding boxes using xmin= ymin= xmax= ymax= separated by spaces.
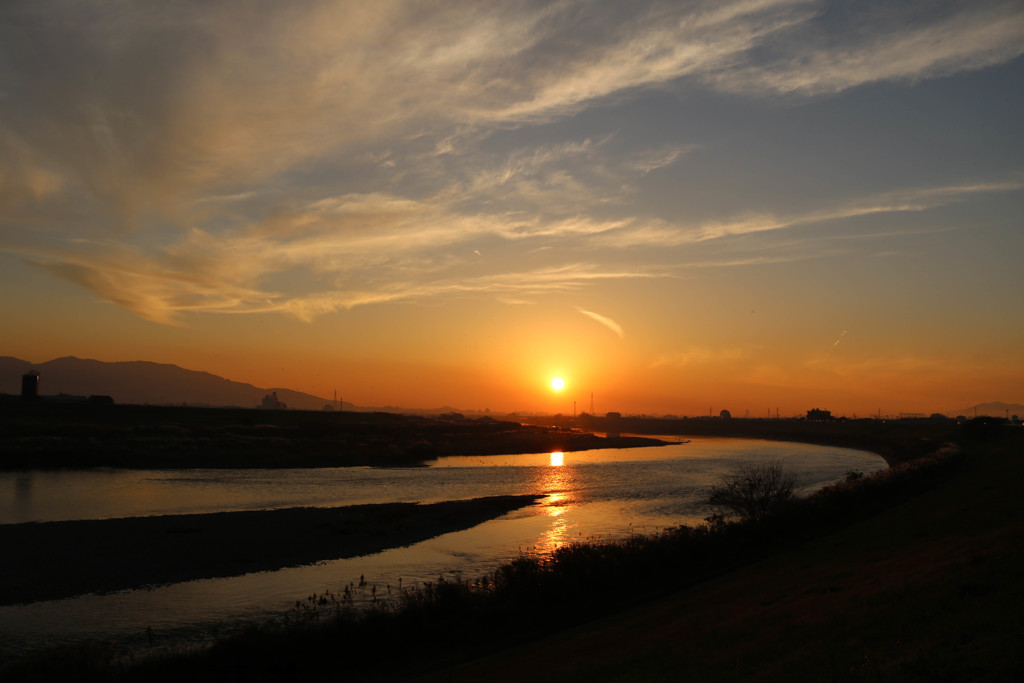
xmin=708 ymin=459 xmax=797 ymax=523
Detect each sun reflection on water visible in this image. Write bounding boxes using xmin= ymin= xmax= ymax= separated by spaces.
xmin=545 ymin=492 xmax=568 ymax=516
xmin=533 ymin=452 xmax=579 ymax=555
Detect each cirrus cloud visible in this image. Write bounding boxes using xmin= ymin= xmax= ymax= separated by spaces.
xmin=0 ymin=1 xmax=1021 ymax=324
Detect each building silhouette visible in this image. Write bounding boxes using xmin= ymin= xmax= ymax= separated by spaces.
xmin=605 ymin=411 xmax=622 ymax=438
xmin=21 ymin=371 xmax=39 ymax=400
xmin=806 ymin=408 xmax=833 ymax=421
xmin=260 ymin=391 xmax=287 ymax=410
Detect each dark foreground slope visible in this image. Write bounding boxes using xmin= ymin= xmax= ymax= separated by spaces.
xmin=427 ymin=432 xmax=1024 ymax=682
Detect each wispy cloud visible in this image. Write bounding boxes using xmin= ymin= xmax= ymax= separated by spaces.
xmin=27 ymin=230 xmax=657 ymax=322
xmin=278 ymin=266 xmax=655 ymax=322
xmin=629 ymin=145 xmax=701 ymax=175
xmin=7 ymin=1 xmax=1015 ymax=228
xmin=596 ymin=179 xmax=1024 ymax=248
xmin=1 ymin=1 xmax=1021 ymax=324
xmin=709 ymin=3 xmax=1024 ymax=96
xmin=10 ymin=173 xmax=1020 ymax=323
xmin=485 ymin=0 xmax=817 ymax=122
xmin=650 ymin=347 xmax=751 ymax=369
xmin=576 ymin=308 xmax=625 ymax=339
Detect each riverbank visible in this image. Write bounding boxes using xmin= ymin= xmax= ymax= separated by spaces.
xmin=426 ymin=430 xmax=1024 ymax=681
xmin=0 ymin=403 xmax=667 ymax=469
xmin=571 ymin=414 xmax=966 ymax=467
xmin=0 ymin=495 xmax=542 ymax=605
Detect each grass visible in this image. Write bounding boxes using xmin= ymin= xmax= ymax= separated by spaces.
xmin=2 ymin=422 xmax=1018 ymax=681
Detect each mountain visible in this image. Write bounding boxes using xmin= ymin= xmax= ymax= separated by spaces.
xmin=0 ymin=356 xmax=345 ymax=411
xmin=951 ymin=401 xmax=1024 ymax=419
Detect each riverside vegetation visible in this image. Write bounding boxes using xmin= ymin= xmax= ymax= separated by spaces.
xmin=2 ymin=418 xmax=1019 ymax=681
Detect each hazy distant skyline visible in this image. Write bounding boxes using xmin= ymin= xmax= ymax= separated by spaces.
xmin=1 ymin=1 xmax=1022 ymax=416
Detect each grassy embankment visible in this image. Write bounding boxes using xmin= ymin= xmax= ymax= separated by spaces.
xmin=4 ymin=419 xmax=1017 ymax=681
xmin=430 ymin=426 xmax=1023 ymax=682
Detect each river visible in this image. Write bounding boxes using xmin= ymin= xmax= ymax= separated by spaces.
xmin=0 ymin=437 xmax=885 ymax=661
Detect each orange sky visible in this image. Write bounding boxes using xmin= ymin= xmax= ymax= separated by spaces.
xmin=1 ymin=2 xmax=1022 ymax=417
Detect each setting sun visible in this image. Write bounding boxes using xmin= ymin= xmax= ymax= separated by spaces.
xmin=0 ymin=2 xmax=1020 ymax=424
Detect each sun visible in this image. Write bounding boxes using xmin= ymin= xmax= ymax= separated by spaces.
xmin=550 ymin=377 xmax=565 ymax=391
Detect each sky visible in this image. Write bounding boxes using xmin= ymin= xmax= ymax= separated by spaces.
xmin=1 ymin=0 xmax=1022 ymax=417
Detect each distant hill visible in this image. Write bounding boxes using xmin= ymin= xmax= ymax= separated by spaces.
xmin=0 ymin=356 xmax=346 ymax=411
xmin=950 ymin=401 xmax=1024 ymax=419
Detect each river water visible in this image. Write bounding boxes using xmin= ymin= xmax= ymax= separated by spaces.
xmin=0 ymin=437 xmax=885 ymax=660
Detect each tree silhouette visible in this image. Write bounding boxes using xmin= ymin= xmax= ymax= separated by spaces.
xmin=708 ymin=460 xmax=797 ymax=523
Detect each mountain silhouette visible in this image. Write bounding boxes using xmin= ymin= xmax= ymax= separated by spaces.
xmin=951 ymin=401 xmax=1024 ymax=419
xmin=0 ymin=356 xmax=345 ymax=411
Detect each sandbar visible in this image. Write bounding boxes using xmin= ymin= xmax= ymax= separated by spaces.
xmin=0 ymin=494 xmax=542 ymax=605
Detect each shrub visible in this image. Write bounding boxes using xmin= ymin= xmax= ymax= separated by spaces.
xmin=708 ymin=459 xmax=797 ymax=523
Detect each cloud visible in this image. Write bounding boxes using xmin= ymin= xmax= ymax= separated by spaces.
xmin=595 ymin=179 xmax=1024 ymax=248
xmin=16 ymin=1 xmax=1015 ymax=226
xmin=28 ymin=228 xmax=657 ymax=322
xmin=484 ymin=0 xmax=817 ymax=122
xmin=9 ymin=172 xmax=1020 ymax=323
xmin=709 ymin=3 xmax=1024 ymax=96
xmin=0 ymin=2 xmax=1021 ymax=324
xmin=629 ymin=145 xmax=700 ymax=175
xmin=29 ymin=254 xmax=274 ymax=325
xmin=452 ymin=137 xmax=620 ymax=215
xmin=279 ymin=265 xmax=655 ymax=322
xmin=576 ymin=307 xmax=625 ymax=339
xmin=650 ymin=347 xmax=750 ymax=369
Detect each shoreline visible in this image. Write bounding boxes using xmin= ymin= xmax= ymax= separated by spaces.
xmin=0 ymin=494 xmax=543 ymax=606
xmin=1 ymin=404 xmax=669 ymax=470
xmin=570 ymin=414 xmax=967 ymax=467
